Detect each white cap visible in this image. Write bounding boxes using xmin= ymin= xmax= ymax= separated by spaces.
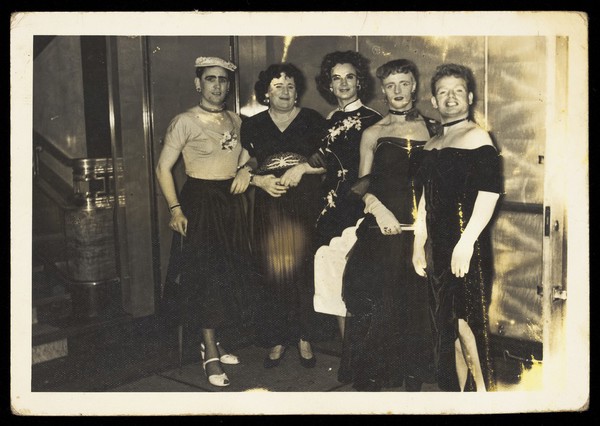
xmin=194 ymin=56 xmax=237 ymax=71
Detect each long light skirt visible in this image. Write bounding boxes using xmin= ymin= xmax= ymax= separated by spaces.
xmin=313 ymin=218 xmax=363 ymax=317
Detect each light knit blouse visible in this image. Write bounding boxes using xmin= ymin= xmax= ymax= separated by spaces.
xmin=163 ymin=106 xmax=243 ymax=180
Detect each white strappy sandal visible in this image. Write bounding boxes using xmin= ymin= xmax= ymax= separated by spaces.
xmin=201 ymin=342 xmax=240 ymax=365
xmin=202 ymin=357 xmax=230 ymax=387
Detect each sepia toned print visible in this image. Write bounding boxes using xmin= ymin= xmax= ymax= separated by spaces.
xmin=12 ymin=11 xmax=588 ymax=415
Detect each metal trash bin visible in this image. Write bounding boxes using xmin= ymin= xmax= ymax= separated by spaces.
xmin=64 ymin=158 xmax=122 ymax=319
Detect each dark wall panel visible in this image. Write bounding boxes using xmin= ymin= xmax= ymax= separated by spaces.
xmin=33 ymin=36 xmax=87 ymax=159
xmin=33 ymin=36 xmax=87 ymax=186
xmin=115 ymin=36 xmax=156 ymax=317
xmin=80 ymin=36 xmax=112 ymax=159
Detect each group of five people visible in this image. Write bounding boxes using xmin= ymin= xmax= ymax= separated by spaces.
xmin=155 ymin=50 xmax=502 ymax=392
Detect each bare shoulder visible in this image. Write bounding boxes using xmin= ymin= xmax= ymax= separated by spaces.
xmin=360 ymin=122 xmax=383 ymax=150
xmin=461 ymin=125 xmax=495 ymax=150
xmin=362 ymin=120 xmax=385 ymax=138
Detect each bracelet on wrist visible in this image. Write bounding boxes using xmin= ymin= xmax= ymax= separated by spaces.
xmin=169 ymin=204 xmax=181 ymax=211
xmin=236 ymin=164 xmax=253 ymax=173
xmin=248 ymin=173 xmax=255 ymax=185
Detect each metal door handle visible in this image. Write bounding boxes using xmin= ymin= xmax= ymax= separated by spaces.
xmin=552 ymin=287 xmax=567 ymax=301
xmin=503 ymin=350 xmax=542 ymax=365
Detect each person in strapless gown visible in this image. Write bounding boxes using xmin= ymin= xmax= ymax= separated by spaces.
xmin=340 ymin=59 xmax=439 ymax=391
xmin=413 ymin=63 xmax=503 ymax=392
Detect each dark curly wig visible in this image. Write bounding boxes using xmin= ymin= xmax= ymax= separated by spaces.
xmin=315 ymin=50 xmax=375 ymax=105
xmin=254 ymin=63 xmax=306 ymax=106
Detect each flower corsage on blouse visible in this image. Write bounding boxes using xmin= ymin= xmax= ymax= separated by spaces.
xmin=220 ymin=130 xmax=239 ymax=151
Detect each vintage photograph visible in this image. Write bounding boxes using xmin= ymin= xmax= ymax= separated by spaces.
xmin=11 ymin=11 xmax=589 ymax=415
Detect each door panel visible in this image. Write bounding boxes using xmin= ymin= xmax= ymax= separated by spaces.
xmin=486 ymin=37 xmax=547 ymax=350
xmin=489 ymin=210 xmax=543 ymax=343
xmin=488 ymin=37 xmax=547 ymax=205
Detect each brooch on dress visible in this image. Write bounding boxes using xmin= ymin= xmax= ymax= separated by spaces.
xmin=256 ymin=152 xmax=306 ymax=173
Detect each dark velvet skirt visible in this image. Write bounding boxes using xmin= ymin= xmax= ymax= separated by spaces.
xmin=161 ymin=177 xmax=258 ymax=331
xmin=428 ymin=233 xmax=496 ymax=391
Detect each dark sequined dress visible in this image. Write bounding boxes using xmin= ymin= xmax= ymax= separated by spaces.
xmin=419 ymin=144 xmax=503 ymax=391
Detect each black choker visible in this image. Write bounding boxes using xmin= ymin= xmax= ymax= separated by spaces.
xmin=198 ymin=102 xmax=225 ymax=113
xmin=388 ymin=107 xmax=415 ymax=116
xmin=442 ymin=117 xmax=469 ymax=127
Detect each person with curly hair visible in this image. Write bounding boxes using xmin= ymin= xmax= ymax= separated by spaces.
xmin=310 ymin=50 xmax=382 ymax=360
xmin=239 ymin=63 xmax=329 ymax=370
xmin=312 ymin=51 xmax=382 ymax=245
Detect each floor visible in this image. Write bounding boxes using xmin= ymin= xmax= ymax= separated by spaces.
xmin=107 ymin=338 xmax=443 ymax=393
xmin=29 ymin=256 xmax=540 ymax=415
xmin=26 ymin=241 xmax=548 ymax=414
xmin=28 ymin=312 xmax=546 ymax=415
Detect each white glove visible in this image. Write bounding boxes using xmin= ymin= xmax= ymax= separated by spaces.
xmin=363 ymin=193 xmax=402 ymax=235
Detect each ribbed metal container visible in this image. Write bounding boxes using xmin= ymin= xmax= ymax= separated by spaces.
xmin=65 ymin=157 xmax=123 ymax=318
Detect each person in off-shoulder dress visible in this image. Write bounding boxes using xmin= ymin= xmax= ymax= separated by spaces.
xmin=413 ymin=63 xmax=503 ymax=392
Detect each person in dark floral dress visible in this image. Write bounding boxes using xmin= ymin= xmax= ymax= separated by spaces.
xmin=310 ymin=51 xmax=381 ymax=339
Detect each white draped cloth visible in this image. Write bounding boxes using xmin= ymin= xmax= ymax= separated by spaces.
xmin=313 ymin=218 xmax=364 ymax=317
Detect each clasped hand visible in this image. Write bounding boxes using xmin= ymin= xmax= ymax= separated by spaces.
xmin=258 ymin=174 xmax=288 ymax=197
xmin=230 ymin=168 xmax=251 ymax=194
xmin=307 ymin=151 xmax=326 ymax=169
xmin=279 ymin=163 xmax=306 ymax=188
